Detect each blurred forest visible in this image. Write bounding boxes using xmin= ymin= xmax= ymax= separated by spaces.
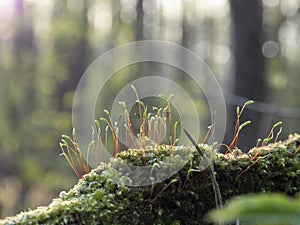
xmin=0 ymin=0 xmax=300 ymax=218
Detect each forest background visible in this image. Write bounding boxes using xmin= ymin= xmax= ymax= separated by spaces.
xmin=0 ymin=0 xmax=299 ymax=218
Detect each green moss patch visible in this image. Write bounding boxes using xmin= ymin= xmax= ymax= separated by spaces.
xmin=1 ymin=134 xmax=299 ymax=225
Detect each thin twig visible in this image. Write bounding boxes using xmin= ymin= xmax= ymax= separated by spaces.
xmin=184 ymin=129 xmax=223 ymax=211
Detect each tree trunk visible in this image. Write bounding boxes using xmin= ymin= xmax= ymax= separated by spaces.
xmin=135 ymin=0 xmax=144 ymax=41
xmin=226 ymin=0 xmax=267 ymax=150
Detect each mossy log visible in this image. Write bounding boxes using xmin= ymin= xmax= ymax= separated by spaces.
xmin=1 ymin=134 xmax=299 ymax=225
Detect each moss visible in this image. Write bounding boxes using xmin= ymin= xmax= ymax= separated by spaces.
xmin=1 ymin=134 xmax=299 ymax=225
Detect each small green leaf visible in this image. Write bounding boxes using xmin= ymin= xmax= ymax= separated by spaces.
xmin=168 ymin=94 xmax=174 ymax=101
xmin=95 ymin=119 xmax=100 ymax=128
xmin=104 ymin=109 xmax=110 ymax=117
xmin=273 ymin=121 xmax=283 ymax=128
xmin=239 ymin=120 xmax=251 ymax=130
xmin=208 ymin=193 xmax=300 ymax=225
xmin=236 ymin=106 xmax=240 ymax=116
xmin=100 ymin=118 xmax=109 ymax=124
xmin=256 ymin=138 xmax=261 ymax=146
xmin=173 ymin=138 xmax=179 ymax=145
xmin=130 ymin=85 xmax=138 ymax=94
xmin=158 ymin=93 xmax=168 ymax=100
xmin=135 ymin=100 xmax=144 ymax=107
xmin=244 ymin=100 xmax=254 ymax=107
xmin=118 ymin=101 xmax=127 ymax=109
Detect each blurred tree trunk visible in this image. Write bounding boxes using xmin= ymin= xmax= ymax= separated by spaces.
xmin=135 ymin=0 xmax=148 ymax=79
xmin=226 ymin=0 xmax=267 ymax=150
xmin=135 ymin=0 xmax=144 ymax=41
xmin=53 ymin=0 xmax=90 ymax=110
xmin=180 ymin=2 xmax=192 ymax=82
xmin=11 ymin=0 xmax=37 ymax=213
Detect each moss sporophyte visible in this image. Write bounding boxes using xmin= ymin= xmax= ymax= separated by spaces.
xmin=1 ymin=90 xmax=299 ymax=225
xmin=60 ymin=87 xmax=181 ymax=179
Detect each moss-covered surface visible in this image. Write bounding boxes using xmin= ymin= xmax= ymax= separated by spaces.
xmin=1 ymin=134 xmax=299 ymax=225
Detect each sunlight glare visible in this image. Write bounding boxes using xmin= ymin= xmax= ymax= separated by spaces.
xmin=196 ymin=0 xmax=228 ymax=19
xmin=0 ymin=0 xmax=15 ymax=19
xmin=158 ymin=0 xmax=182 ymax=21
xmin=89 ymin=1 xmax=112 ymax=35
xmin=0 ymin=0 xmax=15 ymax=40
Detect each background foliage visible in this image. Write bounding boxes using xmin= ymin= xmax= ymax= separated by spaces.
xmin=0 ymin=0 xmax=299 ymax=218
xmin=209 ymin=193 xmax=300 ymax=225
